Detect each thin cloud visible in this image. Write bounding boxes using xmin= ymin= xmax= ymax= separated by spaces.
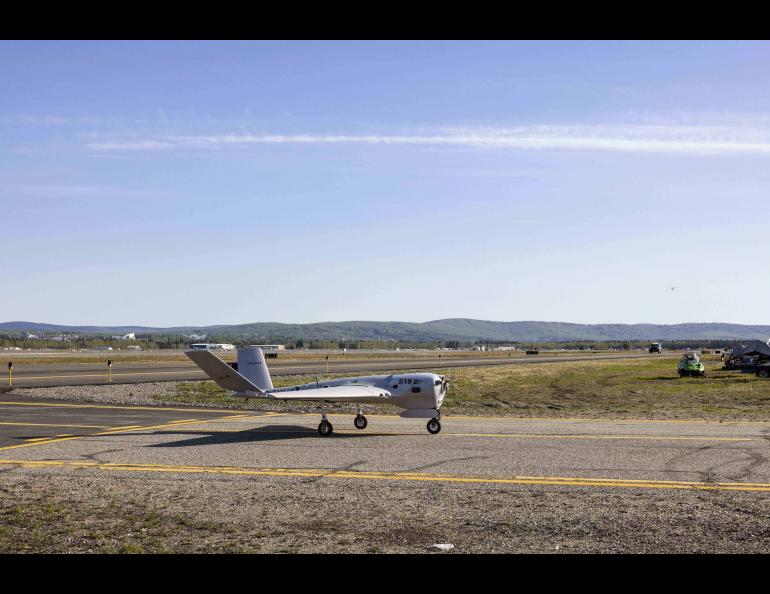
xmin=86 ymin=124 xmax=770 ymax=156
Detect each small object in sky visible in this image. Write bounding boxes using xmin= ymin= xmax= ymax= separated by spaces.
xmin=669 ymin=286 xmax=679 ymax=291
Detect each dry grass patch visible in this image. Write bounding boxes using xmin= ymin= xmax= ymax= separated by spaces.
xmin=443 ymin=356 xmax=770 ymax=420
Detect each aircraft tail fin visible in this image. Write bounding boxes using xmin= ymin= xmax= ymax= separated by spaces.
xmin=185 ymin=349 xmax=263 ymax=394
xmin=236 ymin=347 xmax=274 ymax=391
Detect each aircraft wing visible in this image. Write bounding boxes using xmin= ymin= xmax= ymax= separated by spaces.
xmin=268 ymin=385 xmax=391 ymax=401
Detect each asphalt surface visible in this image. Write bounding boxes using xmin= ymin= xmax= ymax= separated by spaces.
xmin=2 ymin=393 xmax=769 ymax=488
xmin=2 ymin=352 xmax=675 ymax=388
xmin=0 ymin=395 xmax=243 ymax=449
xmin=2 ymin=393 xmax=770 ymax=552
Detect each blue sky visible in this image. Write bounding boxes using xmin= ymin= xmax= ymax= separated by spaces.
xmin=2 ymin=40 xmax=770 ymax=326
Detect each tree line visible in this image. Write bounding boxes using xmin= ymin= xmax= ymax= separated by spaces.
xmin=0 ymin=333 xmax=751 ymax=352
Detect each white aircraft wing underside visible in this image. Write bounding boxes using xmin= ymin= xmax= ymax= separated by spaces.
xmin=268 ymin=385 xmax=391 ymax=401
xmin=185 ymin=350 xmax=261 ymax=393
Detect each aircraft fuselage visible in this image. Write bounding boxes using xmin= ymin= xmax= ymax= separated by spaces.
xmin=238 ymin=371 xmax=446 ymax=411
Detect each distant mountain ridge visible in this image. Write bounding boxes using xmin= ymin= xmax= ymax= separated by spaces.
xmin=2 ymin=319 xmax=769 ymax=342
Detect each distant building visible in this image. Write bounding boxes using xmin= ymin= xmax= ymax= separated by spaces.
xmin=250 ymin=344 xmax=284 ymax=359
xmin=189 ymin=343 xmax=235 ymax=351
xmin=19 ymin=331 xmax=50 ymax=340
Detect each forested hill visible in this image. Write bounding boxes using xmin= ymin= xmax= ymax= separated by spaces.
xmin=2 ymin=319 xmax=769 ymax=342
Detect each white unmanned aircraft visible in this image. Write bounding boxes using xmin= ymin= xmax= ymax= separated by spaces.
xmin=186 ymin=347 xmax=449 ymax=436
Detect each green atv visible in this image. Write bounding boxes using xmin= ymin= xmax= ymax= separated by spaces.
xmin=678 ymin=352 xmax=706 ymax=377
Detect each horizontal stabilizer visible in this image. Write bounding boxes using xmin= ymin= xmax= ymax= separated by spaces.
xmin=185 ymin=350 xmax=262 ymax=394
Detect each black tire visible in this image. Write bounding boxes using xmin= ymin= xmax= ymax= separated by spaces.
xmin=318 ymin=420 xmax=333 ymax=436
xmin=758 ymin=369 xmax=770 ymax=379
xmin=427 ymin=418 xmax=441 ymax=434
xmin=354 ymin=415 xmax=368 ymax=430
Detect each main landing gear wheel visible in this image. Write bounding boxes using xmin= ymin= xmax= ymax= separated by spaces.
xmin=427 ymin=418 xmax=441 ymax=434
xmin=354 ymin=414 xmax=368 ymax=430
xmin=318 ymin=420 xmax=334 ymax=436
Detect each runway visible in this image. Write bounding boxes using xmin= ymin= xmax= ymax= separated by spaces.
xmin=2 ymin=393 xmax=769 ymax=552
xmin=2 ymin=352 xmax=673 ymax=388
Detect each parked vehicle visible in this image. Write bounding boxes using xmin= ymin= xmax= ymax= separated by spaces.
xmin=649 ymin=342 xmax=662 ymax=354
xmin=678 ymin=352 xmax=706 ymax=377
xmin=724 ymin=354 xmax=755 ymax=370
xmin=723 ymin=340 xmax=770 ymax=371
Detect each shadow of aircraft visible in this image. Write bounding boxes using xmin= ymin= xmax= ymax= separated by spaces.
xmin=145 ymin=424 xmax=403 ymax=448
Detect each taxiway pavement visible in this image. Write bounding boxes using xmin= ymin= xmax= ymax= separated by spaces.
xmin=2 ymin=394 xmax=768 ymax=491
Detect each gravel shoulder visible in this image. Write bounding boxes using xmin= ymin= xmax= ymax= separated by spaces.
xmin=2 ymin=466 xmax=769 ymax=553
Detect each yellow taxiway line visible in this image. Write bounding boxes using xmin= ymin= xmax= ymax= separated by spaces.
xmin=0 ymin=412 xmax=267 ymax=452
xmin=439 ymin=415 xmax=770 ymax=425
xmin=0 ymin=422 xmax=112 ymax=429
xmin=0 ymin=418 xmax=211 ymax=451
xmin=298 ymin=412 xmax=770 ymax=426
xmin=2 ymin=459 xmax=768 ymax=493
xmin=178 ymin=427 xmax=755 ymax=442
xmin=448 ymin=432 xmax=756 ymax=442
xmin=2 ymin=399 xmax=766 ymax=427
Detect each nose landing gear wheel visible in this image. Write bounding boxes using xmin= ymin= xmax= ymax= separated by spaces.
xmin=354 ymin=414 xmax=368 ymax=430
xmin=318 ymin=420 xmax=334 ymax=436
xmin=427 ymin=418 xmax=441 ymax=434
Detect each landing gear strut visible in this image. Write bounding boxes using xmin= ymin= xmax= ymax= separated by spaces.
xmin=427 ymin=418 xmax=441 ymax=434
xmin=354 ymin=411 xmax=368 ymax=430
xmin=318 ymin=408 xmax=333 ymax=436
